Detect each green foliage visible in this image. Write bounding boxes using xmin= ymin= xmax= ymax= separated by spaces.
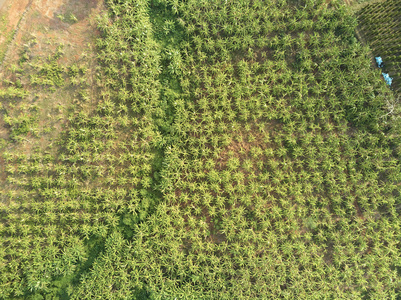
xmin=1 ymin=0 xmax=401 ymax=299
xmin=358 ymin=0 xmax=401 ymax=92
xmin=57 ymin=13 xmax=78 ymax=24
xmin=31 ymin=60 xmax=65 ymax=87
xmin=0 ymin=86 xmax=29 ymax=99
xmin=3 ymin=104 xmax=39 ymax=141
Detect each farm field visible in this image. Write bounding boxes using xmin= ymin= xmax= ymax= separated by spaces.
xmin=1 ymin=0 xmax=401 ymax=299
xmin=357 ymin=0 xmax=401 ymax=92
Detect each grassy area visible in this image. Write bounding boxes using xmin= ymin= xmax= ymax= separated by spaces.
xmin=1 ymin=0 xmax=401 ymax=298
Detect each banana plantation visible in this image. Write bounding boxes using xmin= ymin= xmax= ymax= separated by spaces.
xmin=1 ymin=0 xmax=401 ymax=298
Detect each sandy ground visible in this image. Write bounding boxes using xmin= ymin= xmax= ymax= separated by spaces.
xmin=0 ymin=0 xmax=31 ymax=30
xmin=0 ymin=0 xmax=100 ymax=66
xmin=0 ymin=0 xmax=31 ymax=58
xmin=0 ymin=0 xmax=6 ymax=10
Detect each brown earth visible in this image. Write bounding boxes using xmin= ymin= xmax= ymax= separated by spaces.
xmin=1 ymin=0 xmax=101 ymax=66
xmin=0 ymin=0 xmax=30 ymax=30
xmin=0 ymin=0 xmax=103 ymax=137
xmin=0 ymin=0 xmax=31 ymax=63
xmin=0 ymin=0 xmax=104 ymax=195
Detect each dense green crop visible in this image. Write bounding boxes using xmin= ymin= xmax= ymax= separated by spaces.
xmin=358 ymin=0 xmax=401 ymax=91
xmin=1 ymin=0 xmax=401 ymax=299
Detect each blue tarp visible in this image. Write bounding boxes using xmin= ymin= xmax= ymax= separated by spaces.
xmin=375 ymin=56 xmax=384 ymax=68
xmin=382 ymin=72 xmax=393 ymax=86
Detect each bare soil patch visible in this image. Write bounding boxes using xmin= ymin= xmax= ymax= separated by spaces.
xmin=0 ymin=0 xmax=103 ymax=190
xmin=0 ymin=0 xmax=31 ymax=63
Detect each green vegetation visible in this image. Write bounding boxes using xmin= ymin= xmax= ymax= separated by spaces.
xmin=1 ymin=0 xmax=401 ymax=298
xmin=358 ymin=0 xmax=401 ymax=91
xmin=0 ymin=13 xmax=15 ymax=64
xmin=57 ymin=13 xmax=79 ymax=24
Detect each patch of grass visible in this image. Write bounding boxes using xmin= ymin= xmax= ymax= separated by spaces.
xmin=57 ymin=12 xmax=78 ymax=24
